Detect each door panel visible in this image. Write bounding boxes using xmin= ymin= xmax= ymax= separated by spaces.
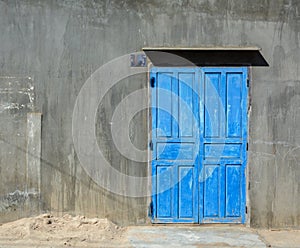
xmin=203 ymin=164 xmax=220 ymax=218
xmin=225 ymin=164 xmax=242 ymax=218
xmin=156 ymin=166 xmax=172 ymax=218
xmin=178 ymin=166 xmax=194 ymax=218
xmin=156 ymin=143 xmax=194 ymax=160
xmin=226 ymin=73 xmax=243 ymax=138
xmin=204 ymin=72 xmax=222 ymax=138
xmin=157 ymin=73 xmax=173 ymax=137
xmin=179 ymin=73 xmax=194 ymax=137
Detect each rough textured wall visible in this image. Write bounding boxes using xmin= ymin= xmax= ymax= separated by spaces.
xmin=0 ymin=75 xmax=41 ymax=222
xmin=0 ymin=0 xmax=299 ymax=228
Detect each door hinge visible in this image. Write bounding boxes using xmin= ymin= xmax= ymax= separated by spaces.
xmin=148 ymin=201 xmax=153 ymax=218
xmin=246 ymin=206 xmax=248 ymax=214
xmin=150 ymin=77 xmax=155 ymax=88
xmin=149 ymin=140 xmax=153 ymax=151
xmin=247 ymin=78 xmax=250 ymax=87
xmin=246 ymin=142 xmax=249 ymax=151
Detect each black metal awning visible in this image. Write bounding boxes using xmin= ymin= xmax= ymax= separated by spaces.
xmin=143 ymin=47 xmax=269 ymax=67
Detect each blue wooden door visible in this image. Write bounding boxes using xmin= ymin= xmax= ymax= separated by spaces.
xmin=199 ymin=68 xmax=248 ymax=223
xmin=151 ymin=68 xmax=200 ymax=223
xmin=151 ymin=67 xmax=248 ymax=224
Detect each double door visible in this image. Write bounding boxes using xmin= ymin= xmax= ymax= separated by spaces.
xmin=151 ymin=67 xmax=248 ymax=224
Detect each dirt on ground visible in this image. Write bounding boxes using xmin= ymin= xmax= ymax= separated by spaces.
xmin=257 ymin=229 xmax=300 ymax=248
xmin=0 ymin=215 xmax=299 ymax=248
xmin=0 ymin=214 xmax=128 ymax=247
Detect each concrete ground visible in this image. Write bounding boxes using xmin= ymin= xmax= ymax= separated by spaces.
xmin=127 ymin=225 xmax=300 ymax=248
xmin=257 ymin=229 xmax=300 ymax=248
xmin=127 ymin=225 xmax=265 ymax=248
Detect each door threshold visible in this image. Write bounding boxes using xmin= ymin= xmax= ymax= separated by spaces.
xmin=151 ymin=223 xmax=246 ymax=227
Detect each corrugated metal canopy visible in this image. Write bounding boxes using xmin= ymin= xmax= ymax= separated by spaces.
xmin=143 ymin=47 xmax=269 ymax=67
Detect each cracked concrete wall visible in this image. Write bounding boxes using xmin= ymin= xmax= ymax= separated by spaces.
xmin=0 ymin=0 xmax=299 ymax=228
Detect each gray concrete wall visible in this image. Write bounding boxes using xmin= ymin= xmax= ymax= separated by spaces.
xmin=0 ymin=76 xmax=41 ymax=222
xmin=0 ymin=0 xmax=299 ymax=228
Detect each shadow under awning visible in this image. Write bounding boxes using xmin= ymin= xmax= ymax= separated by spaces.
xmin=143 ymin=47 xmax=269 ymax=67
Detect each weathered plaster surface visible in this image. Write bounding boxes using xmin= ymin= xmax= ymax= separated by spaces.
xmin=0 ymin=0 xmax=299 ymax=227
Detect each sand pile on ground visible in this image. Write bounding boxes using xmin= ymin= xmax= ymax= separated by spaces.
xmin=0 ymin=214 xmax=127 ymax=247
